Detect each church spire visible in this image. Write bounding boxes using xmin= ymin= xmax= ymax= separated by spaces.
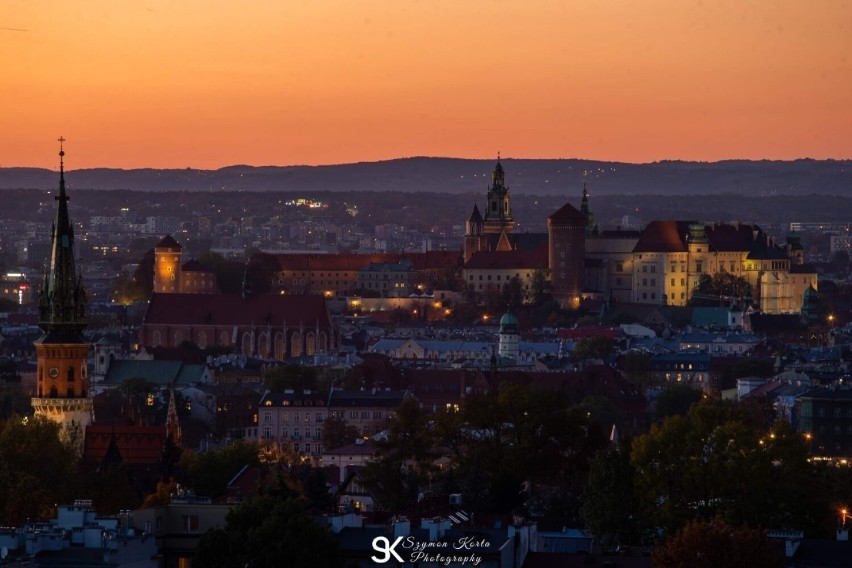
xmin=580 ymin=182 xmax=598 ymax=237
xmin=39 ymin=137 xmax=87 ymax=342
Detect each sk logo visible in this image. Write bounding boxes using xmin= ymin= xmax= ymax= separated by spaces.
xmin=371 ymin=536 xmax=404 ymax=563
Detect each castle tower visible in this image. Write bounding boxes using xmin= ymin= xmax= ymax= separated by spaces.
xmin=498 ymin=311 xmax=520 ymax=360
xmin=464 ymin=204 xmax=485 ymax=262
xmin=153 ymin=235 xmax=182 ymax=293
xmin=32 ymin=139 xmax=93 ymax=446
xmin=482 ymin=156 xmax=515 ymax=235
xmin=547 ymin=199 xmax=586 ymax=308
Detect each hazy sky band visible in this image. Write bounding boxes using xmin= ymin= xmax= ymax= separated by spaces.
xmin=3 ymin=0 xmax=850 ymax=169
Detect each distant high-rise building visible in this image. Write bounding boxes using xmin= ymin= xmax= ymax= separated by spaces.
xmin=32 ymin=139 xmax=93 ymax=446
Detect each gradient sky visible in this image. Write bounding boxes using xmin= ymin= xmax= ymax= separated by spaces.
xmin=2 ymin=1 xmax=850 ymax=169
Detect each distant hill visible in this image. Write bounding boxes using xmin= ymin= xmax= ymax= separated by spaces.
xmin=1 ymin=157 xmax=850 ymax=196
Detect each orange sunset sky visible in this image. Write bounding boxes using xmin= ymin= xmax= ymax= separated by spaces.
xmin=2 ymin=0 xmax=850 ymax=169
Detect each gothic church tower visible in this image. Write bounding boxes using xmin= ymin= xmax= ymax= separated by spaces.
xmin=32 ymin=139 xmax=93 ymax=445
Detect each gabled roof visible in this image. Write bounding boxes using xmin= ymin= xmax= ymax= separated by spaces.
xmin=143 ymin=292 xmax=331 ymax=327
xmin=467 ymin=204 xmax=483 ymax=223
xmin=155 ymin=234 xmax=181 ymax=249
xmin=548 ymin=202 xmax=587 ymax=225
xmin=83 ymin=423 xmax=166 ymax=466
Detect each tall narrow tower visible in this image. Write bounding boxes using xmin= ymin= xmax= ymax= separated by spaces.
xmin=32 ymin=139 xmax=93 ymax=444
xmin=153 ymin=235 xmax=182 ymax=293
xmin=482 ymin=156 xmax=515 ymax=235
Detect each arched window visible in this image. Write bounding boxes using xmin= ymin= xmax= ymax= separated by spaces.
xmin=152 ymin=330 xmax=162 ymax=347
xmin=306 ymin=333 xmax=316 ymax=356
xmin=49 ymin=385 xmax=58 ymax=397
xmin=197 ymin=331 xmax=207 ymax=349
xmin=67 ymin=366 xmax=75 ymax=382
xmin=318 ymin=332 xmax=328 ymax=353
xmin=258 ymin=333 xmax=270 ymax=359
xmin=174 ymin=331 xmax=184 ymax=346
xmin=242 ymin=332 xmax=253 ymax=357
xmin=220 ymin=331 xmax=229 ymax=346
xmin=291 ymin=332 xmax=302 ymax=358
xmin=274 ymin=332 xmax=286 ymax=360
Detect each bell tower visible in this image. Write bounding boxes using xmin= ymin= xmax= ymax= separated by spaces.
xmin=482 ymin=155 xmax=515 ymax=235
xmin=32 ymin=138 xmax=93 ymax=446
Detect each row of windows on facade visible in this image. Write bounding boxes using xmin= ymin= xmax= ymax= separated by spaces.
xmin=258 ymin=437 xmax=322 ymax=455
xmin=809 ymin=407 xmax=852 ymax=419
xmin=468 ymin=273 xmax=532 ymax=281
xmin=620 ymin=260 xmax=789 ymax=273
xmin=150 ymin=330 xmax=328 ymax=358
xmin=38 ymin=386 xmax=84 ymax=397
xmin=664 ymin=373 xmax=705 ymax=382
xmin=262 ymin=426 xmax=324 ymax=439
xmin=263 ymin=410 xmax=385 ymax=421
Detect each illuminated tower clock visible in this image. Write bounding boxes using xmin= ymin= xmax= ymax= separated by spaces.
xmin=32 ymin=139 xmax=93 ymax=448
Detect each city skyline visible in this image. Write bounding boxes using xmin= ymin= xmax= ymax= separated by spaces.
xmin=3 ymin=1 xmax=851 ymax=169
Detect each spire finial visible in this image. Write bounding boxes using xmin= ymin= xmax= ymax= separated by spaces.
xmin=58 ymin=136 xmax=66 ymax=171
xmin=497 ymin=151 xmax=501 ymax=161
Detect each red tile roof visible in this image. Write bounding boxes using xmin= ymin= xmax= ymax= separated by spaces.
xmin=155 ymin=234 xmax=181 ymax=249
xmin=633 ymin=221 xmax=692 ymax=253
xmin=143 ymin=292 xmax=331 ymax=327
xmin=83 ymin=423 xmax=166 ymax=466
xmin=548 ymin=202 xmax=587 ymax=224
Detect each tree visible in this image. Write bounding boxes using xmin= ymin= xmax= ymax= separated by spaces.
xmin=690 ymin=272 xmax=751 ymax=307
xmin=632 ymin=400 xmax=815 ymax=535
xmin=530 ymin=269 xmax=551 ymax=305
xmin=245 ymin=253 xmax=281 ymax=294
xmin=110 ymin=273 xmax=148 ymax=305
xmin=321 ymin=414 xmax=360 ymax=451
xmin=360 ymin=397 xmax=438 ymax=510
xmin=574 ymin=336 xmax=615 ymax=360
xmin=198 ymin=252 xmax=244 ymax=294
xmin=581 ymin=447 xmax=640 ymax=546
xmin=652 ymin=517 xmax=783 ymax=568
xmin=501 ymin=276 xmax=525 ymax=308
xmin=0 ymin=417 xmax=79 ymax=524
xmin=653 ymin=384 xmax=702 ymax=422
xmin=182 ymin=440 xmax=260 ymax=498
xmin=194 ymin=482 xmax=341 ymax=567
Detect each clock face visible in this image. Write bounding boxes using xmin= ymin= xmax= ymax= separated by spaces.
xmin=48 ymin=367 xmax=59 ymax=378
